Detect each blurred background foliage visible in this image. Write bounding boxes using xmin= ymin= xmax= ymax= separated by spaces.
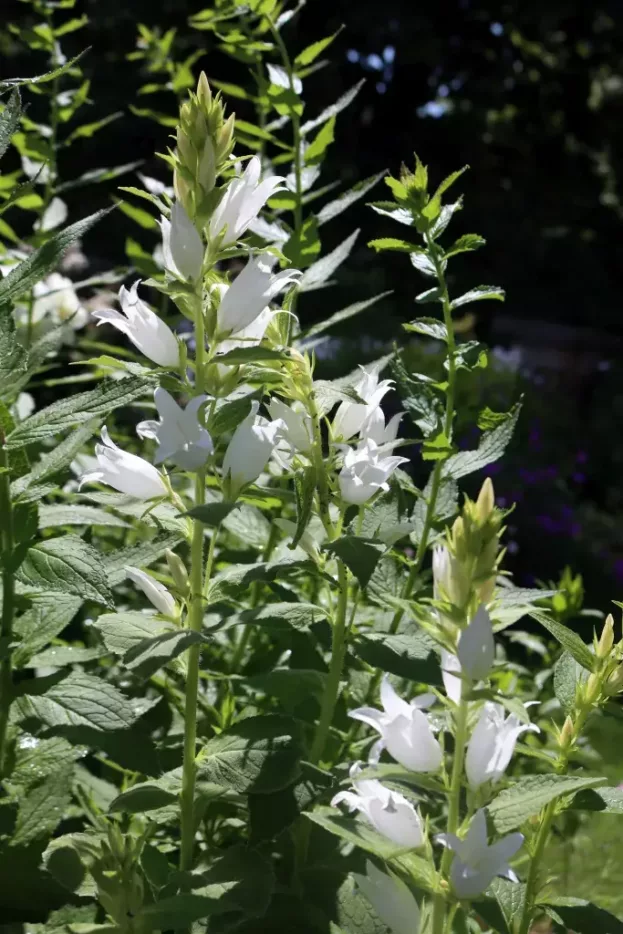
xmin=1 ymin=0 xmax=622 ymax=610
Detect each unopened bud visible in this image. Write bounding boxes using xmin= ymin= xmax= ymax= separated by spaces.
xmin=585 ymin=671 xmax=601 ymax=704
xmin=560 ymin=715 xmax=575 ymax=750
xmin=197 ymin=71 xmax=212 ymax=109
xmin=217 ymin=112 xmax=235 ymax=162
xmin=451 ymin=516 xmax=467 ymax=560
xmin=475 ymin=477 xmax=495 ymax=522
xmin=605 ymin=664 xmax=623 ymax=696
xmin=597 ymin=614 xmax=615 ymax=660
xmin=198 ymin=138 xmax=217 ymax=193
xmin=166 ymin=549 xmax=189 ymax=594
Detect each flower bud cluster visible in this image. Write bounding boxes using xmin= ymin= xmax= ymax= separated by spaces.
xmin=90 ymin=825 xmax=149 ymax=933
xmin=174 ymin=72 xmax=235 ymax=224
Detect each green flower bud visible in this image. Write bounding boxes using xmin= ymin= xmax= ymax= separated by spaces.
xmin=597 ymin=614 xmax=615 ymax=660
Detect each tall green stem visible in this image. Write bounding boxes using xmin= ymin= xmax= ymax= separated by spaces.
xmin=309 ymin=560 xmax=349 ymax=764
xmin=432 ymin=692 xmax=470 ymax=934
xmin=0 ymin=437 xmax=15 ymax=776
xmin=179 ymin=298 xmax=208 ymax=872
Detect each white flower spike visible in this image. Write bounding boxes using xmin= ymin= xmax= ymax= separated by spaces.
xmin=222 ymin=400 xmax=285 ymax=498
xmin=457 ymin=605 xmax=495 ymax=681
xmin=353 ymin=861 xmax=421 ymax=934
xmin=160 ymin=201 xmax=204 ymax=282
xmin=125 ymin=566 xmax=176 ymax=617
xmin=332 ymin=764 xmax=424 ymax=849
xmin=339 ymin=438 xmax=408 ymax=506
xmin=137 ymin=388 xmax=213 ymax=472
xmin=215 ymin=255 xmax=300 ymax=337
xmin=349 ymin=676 xmax=442 ymax=773
xmin=333 ymin=362 xmax=395 ymax=441
xmin=436 ymin=808 xmax=524 ymax=899
xmin=79 ymin=427 xmax=168 ymax=500
xmin=465 ymin=702 xmax=540 ymax=789
xmin=92 ymin=281 xmax=180 ymax=368
xmin=209 ymin=155 xmax=285 ymax=246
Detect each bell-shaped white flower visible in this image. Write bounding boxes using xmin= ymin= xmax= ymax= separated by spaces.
xmin=17 ymin=273 xmax=88 ymax=332
xmin=92 ymin=281 xmax=180 ymax=368
xmin=333 ymin=362 xmax=395 ymax=440
xmin=353 ymin=861 xmax=420 ymax=934
xmin=465 ymin=702 xmax=540 ymax=789
xmin=267 ymin=398 xmax=313 ymax=454
xmin=332 ymin=764 xmax=424 ymax=849
xmin=160 ymin=201 xmax=204 ymax=282
xmin=222 ymin=400 xmax=285 ymax=498
xmin=436 ymin=808 xmax=524 ymax=899
xmin=441 ymin=649 xmax=463 ymax=704
xmin=209 ymin=155 xmax=285 ymax=246
xmin=457 ymin=605 xmax=495 ymax=681
xmin=136 ymin=388 xmax=213 ymax=472
xmin=349 ymin=676 xmax=442 ymax=773
xmin=339 ymin=438 xmax=408 ymax=506
xmin=215 ymin=255 xmax=300 ymax=337
xmin=79 ymin=427 xmax=168 ymax=500
xmin=125 ymin=566 xmax=176 ymax=616
xmin=363 ymin=407 xmax=404 ymax=446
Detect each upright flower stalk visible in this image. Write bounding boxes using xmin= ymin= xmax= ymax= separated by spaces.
xmin=0 ymin=434 xmax=15 ymax=776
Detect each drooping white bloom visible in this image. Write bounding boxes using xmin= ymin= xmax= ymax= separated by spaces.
xmin=349 ymin=676 xmax=442 ymax=773
xmin=209 ymin=155 xmax=285 ymax=246
xmin=136 ymin=388 xmax=213 ymax=471
xmin=363 ymin=407 xmax=404 ymax=446
xmin=441 ymin=649 xmax=462 ymax=704
xmin=457 ymin=605 xmax=495 ymax=681
xmin=333 ymin=362 xmax=395 ymax=441
xmin=215 ymin=255 xmax=300 ymax=337
xmin=125 ymin=566 xmax=176 ymax=616
xmin=138 ymin=173 xmax=174 ymax=198
xmin=16 ymin=273 xmax=88 ymax=332
xmin=79 ymin=427 xmax=168 ymax=500
xmin=465 ymin=702 xmax=540 ymax=789
xmin=353 ymin=861 xmax=420 ymax=934
xmin=36 ymin=196 xmax=68 ymax=232
xmin=160 ymin=201 xmax=204 ymax=282
xmin=339 ymin=438 xmax=408 ymax=506
xmin=267 ymin=398 xmax=313 ymax=454
xmin=92 ymin=281 xmax=180 ymax=368
xmin=332 ymin=764 xmax=424 ymax=849
xmin=436 ymin=808 xmax=524 ymax=899
xmin=222 ymin=400 xmax=285 ymax=497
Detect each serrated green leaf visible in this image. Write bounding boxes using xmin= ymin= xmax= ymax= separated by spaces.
xmin=186 ymin=501 xmax=238 ymax=526
xmin=404 ymin=317 xmax=447 ymax=340
xmin=12 ymin=422 xmax=98 ymax=496
xmin=302 ymin=291 xmax=392 ymax=340
xmin=539 ymin=898 xmax=623 ymax=934
xmin=445 ymin=233 xmax=486 ymax=258
xmin=415 ymin=286 xmax=442 ymax=304
xmin=103 ymin=532 xmax=183 ymax=586
xmin=15 ymin=672 xmax=141 ymax=731
xmin=231 ymin=602 xmax=328 ymax=632
xmin=487 ymin=774 xmax=607 ymax=833
xmin=0 ymin=49 xmax=89 ymax=88
xmin=569 ymin=785 xmax=623 ymax=814
xmin=325 ymin=536 xmax=384 ymax=588
xmin=295 ymin=29 xmax=342 ymax=67
xmin=530 ymin=610 xmax=596 ymax=672
xmin=7 ymin=376 xmax=153 ymax=449
xmin=354 ymin=632 xmax=443 ymax=685
xmin=0 ymin=89 xmax=21 ymax=162
xmin=292 ymin=464 xmax=316 ymax=548
xmin=13 ymin=592 xmax=83 ymax=666
xmin=553 ymin=651 xmax=579 ymax=714
xmin=300 ymin=229 xmax=360 ymax=291
xmin=368 ymin=237 xmax=421 ymax=252
xmin=123 ymin=629 xmax=208 ymax=679
xmin=313 ymin=378 xmax=365 ymax=417
xmin=93 ymin=612 xmax=175 ymax=656
xmin=368 ymin=204 xmax=414 ymax=227
xmin=451 ymin=285 xmax=505 ymax=310
xmin=196 ymin=715 xmax=301 ymax=794
xmin=305 ymin=115 xmax=336 ymax=165
xmin=38 ymin=504 xmax=129 ymax=529
xmin=301 ymin=80 xmax=365 ymax=136
xmin=11 ymin=767 xmax=73 ymax=846
xmin=17 ymin=536 xmax=114 ymax=607
xmin=305 ymin=806 xmax=429 ymax=865
xmin=216 ymin=346 xmax=288 ymax=365
xmin=443 ymin=402 xmax=521 ymax=479
xmin=317 ymin=172 xmax=385 ymax=226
